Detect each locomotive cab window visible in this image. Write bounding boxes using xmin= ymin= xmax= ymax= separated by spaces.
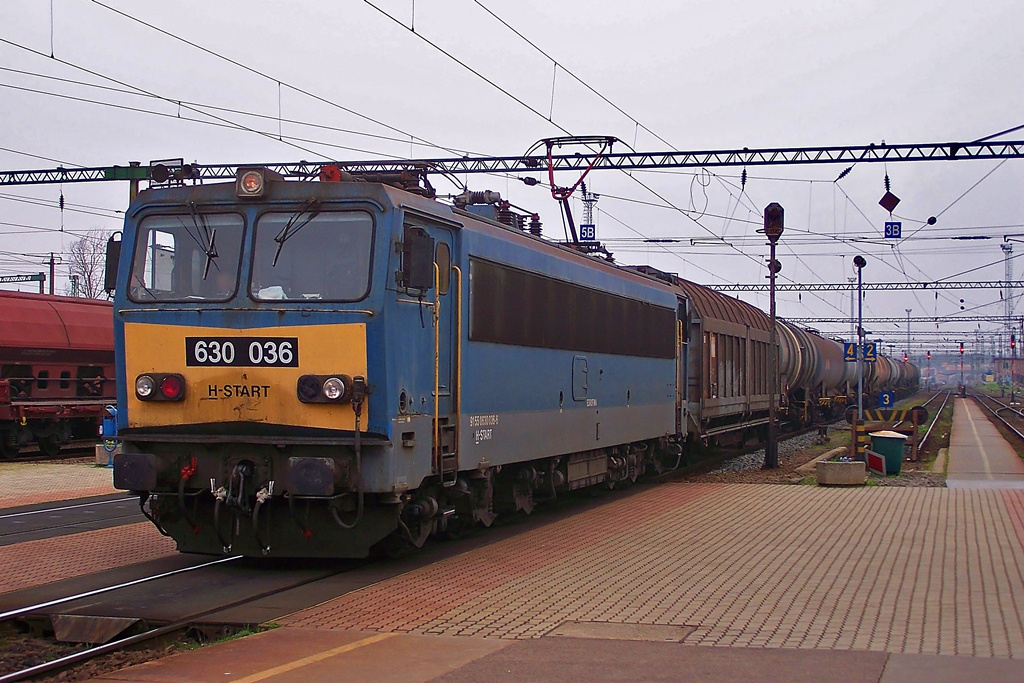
xmin=128 ymin=213 xmax=244 ymax=302
xmin=251 ymin=211 xmax=374 ymax=301
xmin=435 ymin=242 xmax=450 ymax=295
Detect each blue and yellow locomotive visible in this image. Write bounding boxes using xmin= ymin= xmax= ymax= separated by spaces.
xmin=109 ymin=167 xmax=685 ymax=557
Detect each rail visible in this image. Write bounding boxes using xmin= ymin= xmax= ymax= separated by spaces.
xmin=918 ymin=390 xmax=952 ymax=452
xmin=971 ymin=393 xmax=1024 ymax=442
xmin=0 ymin=556 xmax=241 ymax=623
xmin=0 ymin=556 xmax=365 ymax=682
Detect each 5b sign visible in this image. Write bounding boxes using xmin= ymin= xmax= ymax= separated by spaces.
xmin=885 ymin=221 xmax=902 ymax=239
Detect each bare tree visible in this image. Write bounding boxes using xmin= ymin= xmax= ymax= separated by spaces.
xmin=65 ymin=229 xmax=112 ymax=299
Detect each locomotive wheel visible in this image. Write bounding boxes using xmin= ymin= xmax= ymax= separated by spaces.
xmin=37 ymin=436 xmax=62 ymax=458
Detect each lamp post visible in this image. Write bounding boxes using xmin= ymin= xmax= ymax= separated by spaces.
xmin=905 ymin=309 xmax=912 ymax=362
xmin=959 ymin=341 xmax=965 ymax=396
xmin=1011 ymin=333 xmax=1017 ymax=392
xmin=849 ymin=277 xmax=856 ymax=341
xmin=854 ymin=256 xmax=867 ymax=422
xmin=762 ymin=202 xmax=784 ymax=469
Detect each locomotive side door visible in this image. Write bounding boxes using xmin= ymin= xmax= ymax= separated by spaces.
xmin=431 ymin=230 xmax=459 ymax=484
xmin=676 ymin=297 xmax=689 ymax=435
xmin=403 ymin=221 xmax=459 ymax=484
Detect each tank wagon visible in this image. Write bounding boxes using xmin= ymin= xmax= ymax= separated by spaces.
xmin=0 ymin=291 xmax=115 ymax=457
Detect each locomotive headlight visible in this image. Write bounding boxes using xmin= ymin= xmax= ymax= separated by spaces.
xmin=297 ymin=374 xmax=354 ymax=403
xmin=237 ymin=169 xmax=264 ymax=197
xmin=323 ymin=377 xmax=346 ymax=401
xmin=136 ymin=375 xmax=155 ymax=399
xmin=236 ymin=167 xmax=282 ymax=198
xmin=135 ymin=373 xmax=185 ymax=401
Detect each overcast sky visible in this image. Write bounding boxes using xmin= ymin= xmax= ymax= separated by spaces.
xmin=2 ymin=1 xmax=1022 ymax=358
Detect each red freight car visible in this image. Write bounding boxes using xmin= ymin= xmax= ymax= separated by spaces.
xmin=0 ymin=291 xmax=114 ymax=457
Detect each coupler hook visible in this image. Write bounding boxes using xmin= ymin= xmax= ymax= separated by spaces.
xmin=252 ymin=481 xmax=274 ymax=555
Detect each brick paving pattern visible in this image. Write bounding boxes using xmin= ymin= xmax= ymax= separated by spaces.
xmin=0 ymin=461 xmax=117 ymax=509
xmin=283 ymin=483 xmax=1024 ymax=658
xmin=0 ymin=522 xmax=177 ymax=594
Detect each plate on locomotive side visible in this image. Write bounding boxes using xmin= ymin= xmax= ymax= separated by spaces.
xmin=185 ymin=336 xmax=299 ymax=367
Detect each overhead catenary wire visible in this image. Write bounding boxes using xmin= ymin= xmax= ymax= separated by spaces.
xmin=470 ymin=0 xmax=675 ymax=149
xmin=87 ymin=0 xmax=465 ymax=158
xmin=6 ymin=10 xmax=1017 ymax=322
xmin=0 ymin=191 xmax=123 ymax=218
xmin=455 ymin=2 xmax=843 ymax=296
xmin=0 ymin=37 xmax=335 ymax=160
xmin=0 ymin=81 xmax=424 ymax=161
xmin=0 ymin=145 xmax=82 ymax=167
xmin=0 ymin=67 xmax=483 ymax=156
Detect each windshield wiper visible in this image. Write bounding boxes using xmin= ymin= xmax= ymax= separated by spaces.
xmin=202 ymin=228 xmax=218 ymax=279
xmin=186 ymin=202 xmax=219 ymax=278
xmin=273 ymin=198 xmax=320 ymax=267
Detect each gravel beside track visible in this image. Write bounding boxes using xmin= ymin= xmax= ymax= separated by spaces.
xmin=707 ymin=430 xmax=825 ymax=475
xmin=685 ymin=425 xmax=946 ymax=487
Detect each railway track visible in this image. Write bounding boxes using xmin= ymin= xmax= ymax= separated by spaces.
xmin=0 ymin=555 xmax=363 ymax=682
xmin=0 ymin=495 xmax=140 ymax=546
xmin=2 ymin=439 xmax=105 ymax=463
xmin=970 ymin=392 xmax=1024 ymax=442
xmin=915 ymin=389 xmax=953 ymax=453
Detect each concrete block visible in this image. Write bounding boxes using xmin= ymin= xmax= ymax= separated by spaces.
xmin=816 ymin=460 xmax=866 ymax=486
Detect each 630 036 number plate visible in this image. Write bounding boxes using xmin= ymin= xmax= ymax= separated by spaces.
xmin=185 ymin=337 xmax=298 ymax=367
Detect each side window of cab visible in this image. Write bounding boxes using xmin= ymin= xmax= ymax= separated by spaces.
xmin=436 ymin=242 xmax=450 ymax=295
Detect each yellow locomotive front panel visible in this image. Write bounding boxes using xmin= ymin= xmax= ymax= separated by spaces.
xmin=124 ymin=322 xmax=367 ymax=431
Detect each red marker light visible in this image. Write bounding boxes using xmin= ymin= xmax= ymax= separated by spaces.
xmin=159 ymin=374 xmax=184 ymax=400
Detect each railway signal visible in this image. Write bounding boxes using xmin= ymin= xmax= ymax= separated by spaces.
xmin=762 ymin=202 xmax=784 ymax=470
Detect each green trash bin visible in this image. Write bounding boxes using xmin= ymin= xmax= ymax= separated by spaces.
xmin=869 ymin=430 xmax=907 ymax=475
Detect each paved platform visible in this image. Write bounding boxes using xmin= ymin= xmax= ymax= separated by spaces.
xmin=90 ymin=629 xmax=1024 ymax=683
xmin=0 ymin=521 xmax=176 ymax=594
xmin=0 ymin=460 xmax=118 ymax=509
xmin=98 ymin=482 xmax=1024 ymax=681
xmin=948 ymin=398 xmax=1024 ymax=488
